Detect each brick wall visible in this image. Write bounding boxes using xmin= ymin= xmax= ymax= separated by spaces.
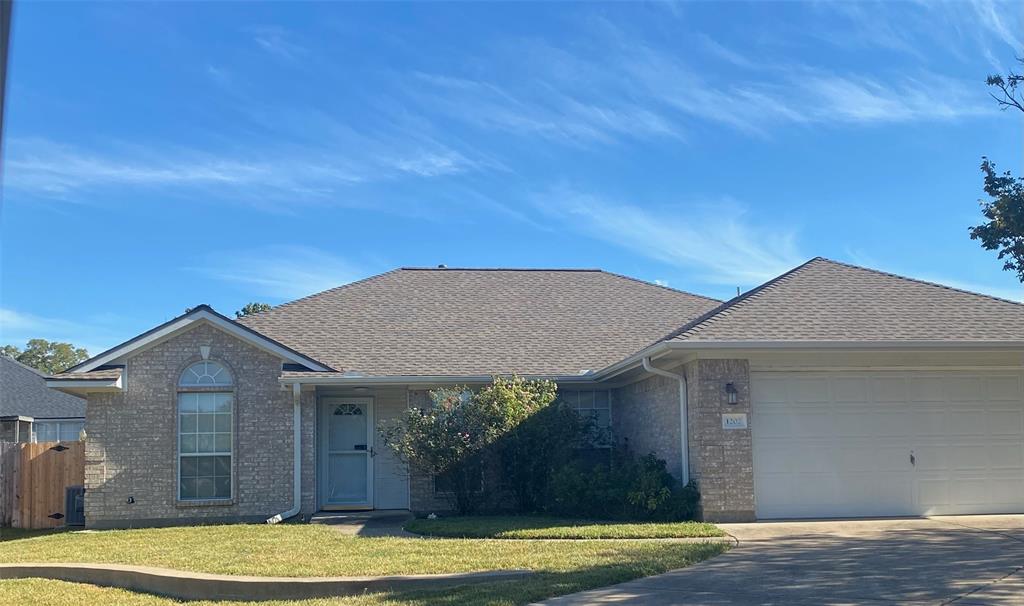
xmin=612 ymin=372 xmax=684 ymax=478
xmin=84 ymin=323 xmax=298 ymax=528
xmin=689 ymin=359 xmax=755 ymax=522
xmin=612 ymin=359 xmax=755 ymax=523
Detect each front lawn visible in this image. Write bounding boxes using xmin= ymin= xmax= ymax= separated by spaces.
xmin=0 ymin=524 xmax=727 ymax=605
xmin=405 ymin=516 xmax=724 ymax=539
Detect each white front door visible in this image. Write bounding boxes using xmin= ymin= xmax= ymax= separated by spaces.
xmin=752 ymin=370 xmax=1024 ymax=519
xmin=320 ymin=397 xmax=374 ymax=509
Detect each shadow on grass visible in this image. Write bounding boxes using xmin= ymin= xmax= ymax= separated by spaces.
xmin=404 ymin=515 xmax=722 ymax=539
xmin=0 ymin=527 xmax=67 ymax=542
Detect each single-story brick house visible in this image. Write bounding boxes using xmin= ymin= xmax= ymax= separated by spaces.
xmin=2 ymin=355 xmax=85 ymax=443
xmin=47 ymin=258 xmax=1024 ymax=528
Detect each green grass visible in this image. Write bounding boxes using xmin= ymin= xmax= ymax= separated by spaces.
xmin=405 ymin=516 xmax=724 ymax=539
xmin=0 ymin=524 xmax=728 ymax=605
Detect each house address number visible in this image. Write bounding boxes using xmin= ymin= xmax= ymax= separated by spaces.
xmin=722 ymin=413 xmax=748 ymax=430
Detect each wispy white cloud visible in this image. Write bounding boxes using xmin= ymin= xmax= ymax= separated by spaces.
xmin=4 ymin=136 xmax=476 ymax=201
xmin=797 ymin=72 xmax=987 ymax=123
xmin=188 ymin=245 xmax=370 ymax=300
xmin=408 ymin=71 xmax=680 ymax=147
xmin=535 ymin=187 xmax=804 ymax=286
xmin=0 ymin=307 xmax=124 ymax=355
xmin=406 ymin=22 xmax=990 ymax=146
xmin=967 ymin=0 xmax=1023 ymax=55
xmin=248 ymin=26 xmax=308 ymax=61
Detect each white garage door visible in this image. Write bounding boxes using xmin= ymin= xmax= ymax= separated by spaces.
xmin=752 ymin=371 xmax=1024 ymax=519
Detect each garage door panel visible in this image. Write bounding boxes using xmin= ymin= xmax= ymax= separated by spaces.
xmin=832 ymin=377 xmax=869 ymax=402
xmin=753 ymin=444 xmax=795 ymax=473
xmin=949 ymin=410 xmax=987 ymax=435
xmin=912 ymin=408 xmax=950 ymax=435
xmin=909 ymin=377 xmax=947 ymax=402
xmin=791 ymin=378 xmax=830 ymax=403
xmin=988 ymin=376 xmax=1023 ymax=401
xmin=753 ymin=370 xmax=1024 ymax=519
xmin=871 ymin=377 xmax=908 ymax=402
xmin=791 ymin=412 xmax=834 ymax=436
xmin=991 ymin=479 xmax=1024 ymax=504
xmin=944 ymin=377 xmax=985 ymax=402
xmin=954 ymin=444 xmax=994 ymax=470
xmin=988 ymin=410 xmax=1024 ymax=435
xmin=751 ymin=377 xmax=790 ymax=403
xmin=988 ymin=443 xmax=1024 ymax=468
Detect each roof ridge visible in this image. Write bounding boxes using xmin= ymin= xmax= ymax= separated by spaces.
xmin=399 ymin=267 xmax=603 ymax=272
xmin=657 ymin=257 xmax=824 ymax=343
xmin=816 ymin=257 xmax=1024 ymax=307
xmin=597 ymin=270 xmax=722 ymax=304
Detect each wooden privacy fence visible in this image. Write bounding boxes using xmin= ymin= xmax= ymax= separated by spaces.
xmin=0 ymin=441 xmax=85 ymax=529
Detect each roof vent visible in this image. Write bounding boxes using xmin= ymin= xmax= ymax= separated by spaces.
xmin=437 ymin=264 xmax=448 ymax=269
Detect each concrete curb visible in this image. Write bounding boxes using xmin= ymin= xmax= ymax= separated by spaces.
xmin=406 ymin=534 xmax=735 ymax=543
xmin=0 ymin=563 xmax=534 ymax=601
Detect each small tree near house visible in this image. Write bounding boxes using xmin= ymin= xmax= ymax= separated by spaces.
xmin=380 ymin=376 xmax=557 ymax=514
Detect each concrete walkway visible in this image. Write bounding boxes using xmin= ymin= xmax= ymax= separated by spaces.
xmin=538 ymin=515 xmax=1024 ymax=605
xmin=309 ymin=510 xmax=415 ymax=537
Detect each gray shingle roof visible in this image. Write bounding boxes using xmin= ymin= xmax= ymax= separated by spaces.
xmin=1 ymin=356 xmax=85 ymax=419
xmin=50 ymin=369 xmax=123 ymax=381
xmin=238 ymin=268 xmax=720 ymax=376
xmin=666 ymin=257 xmax=1024 ymax=343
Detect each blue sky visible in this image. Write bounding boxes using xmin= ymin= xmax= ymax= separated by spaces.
xmin=2 ymin=1 xmax=1023 ymax=355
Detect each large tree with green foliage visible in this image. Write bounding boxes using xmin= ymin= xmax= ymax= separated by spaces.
xmin=969 ymin=158 xmax=1024 ymax=282
xmin=1 ymin=339 xmax=89 ymax=374
xmin=970 ymin=59 xmax=1024 ymax=282
xmin=235 ymin=302 xmax=272 ymax=318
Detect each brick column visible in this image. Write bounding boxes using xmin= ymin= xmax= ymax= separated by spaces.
xmin=689 ymin=359 xmax=755 ymax=522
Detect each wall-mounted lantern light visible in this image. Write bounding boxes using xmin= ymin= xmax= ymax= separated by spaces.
xmin=725 ymin=382 xmax=738 ymax=405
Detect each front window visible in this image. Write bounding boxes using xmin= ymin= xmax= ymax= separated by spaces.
xmin=32 ymin=419 xmax=84 ymax=443
xmin=559 ymin=390 xmax=612 ymax=447
xmin=178 ymin=361 xmax=233 ymax=501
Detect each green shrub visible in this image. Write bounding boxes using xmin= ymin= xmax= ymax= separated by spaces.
xmin=549 ymin=445 xmax=700 ymax=521
xmin=380 ymin=376 xmax=557 ymax=514
xmin=496 ymin=401 xmax=589 ymax=513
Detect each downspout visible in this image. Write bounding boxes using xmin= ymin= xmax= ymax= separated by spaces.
xmin=641 ymin=357 xmax=690 ymax=486
xmin=267 ymin=382 xmax=302 ymax=524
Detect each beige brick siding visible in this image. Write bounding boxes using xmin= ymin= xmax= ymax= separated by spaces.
xmin=84 ymin=323 xmax=301 ymax=528
xmin=614 ymin=359 xmax=756 ymax=523
xmin=612 ymin=372 xmax=684 ymax=478
xmin=687 ymin=358 xmax=755 ymax=522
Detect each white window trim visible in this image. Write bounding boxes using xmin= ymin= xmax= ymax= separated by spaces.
xmin=31 ymin=418 xmax=85 ymax=443
xmin=561 ymin=389 xmax=613 ymax=448
xmin=177 ymin=392 xmax=234 ymax=502
xmin=177 ymin=361 xmax=235 ymax=503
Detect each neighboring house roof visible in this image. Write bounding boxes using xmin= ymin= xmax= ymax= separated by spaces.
xmin=663 ymin=257 xmax=1024 ymax=344
xmin=1 ymin=356 xmax=85 ymax=419
xmin=238 ymin=268 xmax=721 ymax=376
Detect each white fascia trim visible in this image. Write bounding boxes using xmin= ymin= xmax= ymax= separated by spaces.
xmin=45 ymin=376 xmax=122 ymax=393
xmin=664 ymin=340 xmax=1024 ymax=351
xmin=73 ymin=310 xmax=331 ymax=373
xmin=0 ymin=415 xmax=33 ymax=422
xmin=279 ymin=374 xmax=606 ymax=387
xmin=588 ymin=340 xmax=1024 ymax=384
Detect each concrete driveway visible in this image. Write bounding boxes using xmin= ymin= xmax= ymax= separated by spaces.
xmin=539 ymin=516 xmax=1024 ymax=605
